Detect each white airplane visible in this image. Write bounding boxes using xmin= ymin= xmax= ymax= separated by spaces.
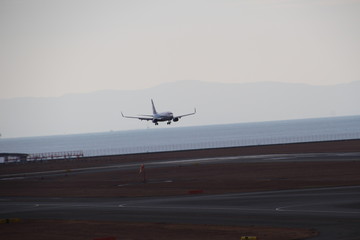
xmin=122 ymin=99 xmax=196 ymax=125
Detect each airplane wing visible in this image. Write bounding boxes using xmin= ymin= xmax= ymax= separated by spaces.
xmin=174 ymin=108 xmax=196 ymax=119
xmin=121 ymin=112 xmax=154 ymax=121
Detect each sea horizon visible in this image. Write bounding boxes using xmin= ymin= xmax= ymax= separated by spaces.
xmin=1 ymin=115 xmax=360 ymax=160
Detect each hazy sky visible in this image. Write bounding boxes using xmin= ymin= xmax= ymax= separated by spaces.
xmin=1 ymin=0 xmax=360 ymax=99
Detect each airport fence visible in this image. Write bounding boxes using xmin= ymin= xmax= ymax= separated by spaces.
xmin=2 ymin=132 xmax=358 ymax=164
xmin=83 ymin=131 xmax=360 ymax=157
xmin=27 ymin=151 xmax=84 ymax=161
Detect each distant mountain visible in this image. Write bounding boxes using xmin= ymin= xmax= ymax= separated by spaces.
xmin=1 ymin=80 xmax=360 ymax=138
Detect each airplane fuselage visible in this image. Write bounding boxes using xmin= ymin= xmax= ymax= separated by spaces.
xmin=153 ymin=112 xmax=178 ymax=125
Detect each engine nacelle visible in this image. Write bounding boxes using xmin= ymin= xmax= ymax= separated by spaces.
xmin=173 ymin=117 xmax=179 ymax=122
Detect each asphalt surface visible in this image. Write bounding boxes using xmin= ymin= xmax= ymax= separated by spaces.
xmin=1 ymin=186 xmax=360 ymax=239
xmin=1 ymin=152 xmax=360 ymax=180
xmin=1 ymin=153 xmax=360 ymax=239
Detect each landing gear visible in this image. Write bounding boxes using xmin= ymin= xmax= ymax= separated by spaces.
xmin=167 ymin=121 xmax=171 ymax=125
xmin=154 ymin=122 xmax=159 ymax=125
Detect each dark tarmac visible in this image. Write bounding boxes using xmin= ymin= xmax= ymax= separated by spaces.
xmin=1 ymin=186 xmax=359 ymax=239
xmin=1 ymin=151 xmax=360 ymax=239
xmin=1 ymin=152 xmax=360 ymax=180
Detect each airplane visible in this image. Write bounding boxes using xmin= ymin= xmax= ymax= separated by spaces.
xmin=121 ymin=99 xmax=196 ymax=125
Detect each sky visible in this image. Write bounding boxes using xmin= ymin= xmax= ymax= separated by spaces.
xmin=1 ymin=0 xmax=360 ymax=99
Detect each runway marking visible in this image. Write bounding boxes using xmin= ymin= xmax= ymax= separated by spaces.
xmin=269 ymin=157 xmax=292 ymax=160
xmin=276 ymin=205 xmax=360 ymax=214
xmin=0 ymin=176 xmax=26 ymax=181
xmin=117 ymin=202 xmax=360 ymax=215
xmin=118 ymin=204 xmax=273 ymax=213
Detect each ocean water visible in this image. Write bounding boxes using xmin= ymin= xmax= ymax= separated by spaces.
xmin=0 ymin=115 xmax=359 ymax=158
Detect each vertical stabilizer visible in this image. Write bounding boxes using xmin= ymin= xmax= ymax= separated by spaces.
xmin=151 ymin=99 xmax=157 ymax=114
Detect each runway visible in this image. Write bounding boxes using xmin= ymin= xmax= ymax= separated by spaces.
xmin=1 ymin=186 xmax=360 ymax=240
xmin=1 ymin=151 xmax=360 ymax=239
xmin=1 ymin=152 xmax=360 ymax=180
